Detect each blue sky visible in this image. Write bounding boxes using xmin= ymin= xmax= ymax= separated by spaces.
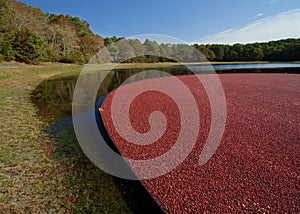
xmin=21 ymin=0 xmax=300 ymax=44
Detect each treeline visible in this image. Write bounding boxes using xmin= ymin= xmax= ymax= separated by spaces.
xmin=198 ymin=39 xmax=300 ymax=62
xmin=96 ymin=38 xmax=207 ymax=63
xmin=0 ymin=0 xmax=104 ymax=64
xmin=96 ymin=37 xmax=300 ymax=63
xmin=0 ymin=0 xmax=299 ymax=64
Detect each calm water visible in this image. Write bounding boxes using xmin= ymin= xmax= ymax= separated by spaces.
xmin=32 ymin=63 xmax=300 ymax=121
xmin=187 ymin=63 xmax=300 ymax=71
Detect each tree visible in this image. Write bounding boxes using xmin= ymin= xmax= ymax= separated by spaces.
xmin=44 ymin=24 xmax=81 ymax=62
xmin=115 ymin=39 xmax=134 ymax=62
xmin=281 ymin=42 xmax=300 ymax=61
xmin=194 ymin=44 xmax=215 ymax=61
xmin=128 ymin=39 xmax=145 ymax=56
xmin=207 ymin=44 xmax=225 ymax=61
xmin=0 ymin=0 xmax=19 ymax=60
xmin=14 ymin=29 xmax=47 ymax=64
xmin=239 ymin=44 xmax=262 ymax=61
xmin=144 ymin=39 xmax=160 ymax=56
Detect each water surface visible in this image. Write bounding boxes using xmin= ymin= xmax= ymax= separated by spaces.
xmin=32 ymin=63 xmax=300 ymax=120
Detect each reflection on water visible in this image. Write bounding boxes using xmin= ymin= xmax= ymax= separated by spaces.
xmin=31 ymin=66 xmax=193 ymax=120
xmin=32 ymin=75 xmax=77 ymax=120
xmin=31 ymin=64 xmax=300 ymax=121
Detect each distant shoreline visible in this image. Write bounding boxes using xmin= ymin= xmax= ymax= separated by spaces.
xmin=101 ymin=61 xmax=300 ymax=69
xmin=1 ymin=61 xmax=300 ymax=70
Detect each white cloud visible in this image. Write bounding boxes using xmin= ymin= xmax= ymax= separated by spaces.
xmin=256 ymin=12 xmax=264 ymax=17
xmin=250 ymin=12 xmax=264 ymax=20
xmin=270 ymin=0 xmax=279 ymax=3
xmin=196 ymin=9 xmax=300 ymax=44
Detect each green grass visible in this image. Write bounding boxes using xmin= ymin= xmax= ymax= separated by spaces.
xmin=0 ymin=62 xmax=132 ymax=213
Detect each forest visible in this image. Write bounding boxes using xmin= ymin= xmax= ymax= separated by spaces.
xmin=0 ymin=0 xmax=299 ymax=64
xmin=0 ymin=0 xmax=105 ymax=64
xmin=100 ymin=37 xmax=300 ymax=63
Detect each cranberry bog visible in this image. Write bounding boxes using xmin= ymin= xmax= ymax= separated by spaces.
xmin=100 ymin=73 xmax=300 ymax=213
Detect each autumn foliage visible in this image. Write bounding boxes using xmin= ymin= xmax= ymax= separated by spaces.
xmin=0 ymin=0 xmax=104 ymax=64
xmin=0 ymin=0 xmax=299 ymax=64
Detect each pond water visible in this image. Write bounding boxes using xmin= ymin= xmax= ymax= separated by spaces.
xmin=187 ymin=62 xmax=300 ymax=71
xmin=32 ymin=63 xmax=300 ymax=121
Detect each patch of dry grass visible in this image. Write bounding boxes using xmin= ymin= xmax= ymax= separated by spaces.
xmin=0 ymin=63 xmax=131 ymax=213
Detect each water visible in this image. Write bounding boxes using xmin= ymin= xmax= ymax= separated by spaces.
xmin=32 ymin=63 xmax=300 ymax=121
xmin=188 ymin=62 xmax=300 ymax=71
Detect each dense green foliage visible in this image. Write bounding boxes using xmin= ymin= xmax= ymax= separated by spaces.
xmin=0 ymin=0 xmax=299 ymax=64
xmin=14 ymin=29 xmax=47 ymax=64
xmin=0 ymin=0 xmax=104 ymax=64
xmin=201 ymin=39 xmax=300 ymax=62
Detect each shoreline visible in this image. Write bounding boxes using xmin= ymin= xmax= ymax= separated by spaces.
xmin=2 ymin=60 xmax=300 ymax=70
xmin=82 ymin=61 xmax=300 ymax=71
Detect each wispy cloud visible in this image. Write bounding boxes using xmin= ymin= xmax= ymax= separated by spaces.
xmin=270 ymin=0 xmax=279 ymax=3
xmin=196 ymin=9 xmax=300 ymax=44
xmin=250 ymin=12 xmax=264 ymax=20
xmin=256 ymin=12 xmax=264 ymax=17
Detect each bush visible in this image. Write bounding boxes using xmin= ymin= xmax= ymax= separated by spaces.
xmin=58 ymin=56 xmax=77 ymax=63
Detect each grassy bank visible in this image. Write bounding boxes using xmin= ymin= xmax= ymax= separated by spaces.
xmin=0 ymin=63 xmax=131 ymax=213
